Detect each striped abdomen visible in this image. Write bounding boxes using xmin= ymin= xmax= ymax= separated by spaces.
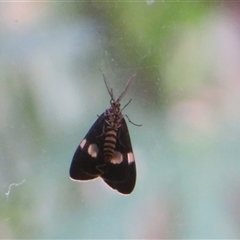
xmin=104 ymin=126 xmax=117 ymax=161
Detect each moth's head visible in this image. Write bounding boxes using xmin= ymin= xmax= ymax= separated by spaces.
xmin=110 ymin=99 xmax=121 ymax=108
xmin=100 ymin=69 xmax=135 ymax=106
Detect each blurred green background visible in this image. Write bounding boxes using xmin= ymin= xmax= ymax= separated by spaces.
xmin=1 ymin=1 xmax=240 ymax=238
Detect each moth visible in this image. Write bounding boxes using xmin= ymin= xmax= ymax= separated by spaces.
xmin=69 ymin=73 xmax=138 ymax=195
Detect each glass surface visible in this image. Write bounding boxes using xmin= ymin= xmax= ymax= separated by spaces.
xmin=1 ymin=1 xmax=240 ymax=238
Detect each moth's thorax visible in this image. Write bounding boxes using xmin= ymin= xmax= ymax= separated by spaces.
xmin=104 ymin=100 xmax=123 ymax=130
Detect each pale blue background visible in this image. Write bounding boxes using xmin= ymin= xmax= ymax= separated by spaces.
xmin=1 ymin=1 xmax=240 ymax=238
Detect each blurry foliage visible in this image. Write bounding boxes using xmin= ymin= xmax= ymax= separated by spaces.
xmin=82 ymin=1 xmax=215 ymax=107
xmin=2 ymin=1 xmax=238 ymax=239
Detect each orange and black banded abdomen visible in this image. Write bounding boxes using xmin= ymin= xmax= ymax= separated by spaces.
xmin=103 ymin=126 xmax=117 ymax=161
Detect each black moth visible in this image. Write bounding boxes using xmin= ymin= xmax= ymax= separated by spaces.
xmin=69 ymin=73 xmax=137 ymax=195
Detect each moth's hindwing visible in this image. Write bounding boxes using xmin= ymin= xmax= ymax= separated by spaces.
xmin=69 ymin=114 xmax=105 ymax=181
xmin=101 ymin=118 xmax=136 ymax=194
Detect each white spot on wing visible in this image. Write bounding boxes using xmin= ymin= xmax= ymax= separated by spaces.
xmin=80 ymin=139 xmax=87 ymax=149
xmin=127 ymin=152 xmax=134 ymax=164
xmin=111 ymin=151 xmax=123 ymax=164
xmin=88 ymin=144 xmax=98 ymax=158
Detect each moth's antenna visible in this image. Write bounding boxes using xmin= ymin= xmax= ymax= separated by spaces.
xmin=100 ymin=70 xmax=114 ymax=100
xmin=117 ymin=74 xmax=136 ymax=102
xmin=121 ymin=98 xmax=132 ymax=111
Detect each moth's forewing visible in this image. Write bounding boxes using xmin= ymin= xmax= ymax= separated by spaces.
xmin=69 ymin=114 xmax=105 ymax=180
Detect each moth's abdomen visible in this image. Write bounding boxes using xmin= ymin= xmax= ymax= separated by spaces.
xmin=104 ymin=127 xmax=117 ymax=161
